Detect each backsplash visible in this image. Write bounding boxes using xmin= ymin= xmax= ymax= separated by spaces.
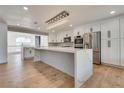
xmin=48 ymin=42 xmax=74 ymax=47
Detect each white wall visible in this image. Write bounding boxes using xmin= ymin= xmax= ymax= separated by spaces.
xmin=8 ymin=31 xmax=17 ymax=46
xmin=0 ymin=21 xmax=7 ymax=64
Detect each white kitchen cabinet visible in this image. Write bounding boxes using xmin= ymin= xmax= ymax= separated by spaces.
xmin=56 ymin=32 xmax=60 ymax=42
xmin=23 ymin=47 xmax=34 ymax=59
xmin=120 ymin=39 xmax=124 ymax=66
xmin=101 ymin=39 xmax=120 ymax=66
xmin=70 ymin=30 xmax=74 ymax=42
xmin=91 ymin=24 xmax=101 ymax=32
xmin=119 ymin=16 xmax=124 ymax=66
xmin=83 ymin=25 xmax=91 ymax=33
xmin=101 ymin=18 xmax=119 ymax=40
xmin=0 ymin=22 xmax=7 ymax=64
xmin=48 ymin=32 xmax=57 ymax=43
xmin=73 ymin=27 xmax=84 ymax=37
xmin=83 ymin=24 xmax=101 ymax=33
xmin=120 ymin=16 xmax=124 ymax=39
xmin=57 ymin=32 xmax=63 ymax=42
xmin=101 ymin=39 xmax=108 ymax=63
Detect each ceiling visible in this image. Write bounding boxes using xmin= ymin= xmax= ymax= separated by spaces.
xmin=0 ymin=5 xmax=124 ymax=33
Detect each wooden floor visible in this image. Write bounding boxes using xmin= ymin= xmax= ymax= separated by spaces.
xmin=0 ymin=54 xmax=124 ymax=88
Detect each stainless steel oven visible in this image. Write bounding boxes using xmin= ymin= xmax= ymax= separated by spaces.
xmin=74 ymin=36 xmax=83 ymax=48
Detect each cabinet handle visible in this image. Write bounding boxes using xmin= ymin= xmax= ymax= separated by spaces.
xmin=107 ymin=30 xmax=111 ymax=38
xmin=108 ymin=40 xmax=111 ymax=48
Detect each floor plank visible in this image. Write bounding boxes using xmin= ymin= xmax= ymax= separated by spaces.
xmin=0 ymin=54 xmax=124 ymax=88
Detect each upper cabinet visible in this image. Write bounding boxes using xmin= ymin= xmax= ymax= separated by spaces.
xmin=73 ymin=26 xmax=85 ymax=37
xmin=49 ymin=30 xmax=74 ymax=43
xmin=120 ymin=16 xmax=124 ymax=39
xmin=62 ymin=30 xmax=74 ymax=42
xmin=73 ymin=24 xmax=101 ymax=37
xmin=101 ymin=18 xmax=119 ymax=40
xmin=90 ymin=24 xmax=101 ymax=32
xmin=48 ymin=32 xmax=57 ymax=43
xmin=56 ymin=32 xmax=65 ymax=42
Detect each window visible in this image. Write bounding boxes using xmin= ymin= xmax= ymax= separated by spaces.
xmin=16 ymin=33 xmax=35 ymax=46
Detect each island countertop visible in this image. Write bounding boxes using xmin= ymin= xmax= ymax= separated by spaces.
xmin=34 ymin=46 xmax=85 ymax=53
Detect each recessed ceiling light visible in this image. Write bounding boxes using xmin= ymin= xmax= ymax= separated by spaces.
xmin=17 ymin=24 xmax=20 ymax=26
xmin=38 ymin=27 xmax=40 ymax=29
xmin=69 ymin=24 xmax=72 ymax=27
xmin=23 ymin=7 xmax=28 ymax=10
xmin=52 ymin=30 xmax=55 ymax=32
xmin=110 ymin=11 xmax=116 ymax=14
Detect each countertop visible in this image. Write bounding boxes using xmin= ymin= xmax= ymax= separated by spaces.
xmin=23 ymin=46 xmax=92 ymax=53
xmin=34 ymin=47 xmax=84 ymax=53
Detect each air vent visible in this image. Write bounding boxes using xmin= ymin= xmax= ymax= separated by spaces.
xmin=45 ymin=11 xmax=69 ymax=25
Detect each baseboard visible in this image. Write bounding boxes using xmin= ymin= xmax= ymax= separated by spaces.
xmin=101 ymin=62 xmax=124 ymax=69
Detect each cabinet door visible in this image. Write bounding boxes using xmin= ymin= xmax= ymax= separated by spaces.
xmin=83 ymin=25 xmax=91 ymax=33
xmin=101 ymin=39 xmax=110 ymax=63
xmin=120 ymin=16 xmax=124 ymax=39
xmin=101 ymin=39 xmax=120 ymax=65
xmin=121 ymin=39 xmax=124 ymax=66
xmin=109 ymin=39 xmax=120 ymax=65
xmin=73 ymin=28 xmax=84 ymax=37
xmin=101 ymin=19 xmax=119 ymax=40
xmin=70 ymin=31 xmax=74 ymax=42
xmin=48 ymin=32 xmax=57 ymax=42
xmin=48 ymin=33 xmax=53 ymax=42
xmin=0 ymin=23 xmax=7 ymax=63
xmin=91 ymin=24 xmax=101 ymax=32
xmin=56 ymin=32 xmax=61 ymax=42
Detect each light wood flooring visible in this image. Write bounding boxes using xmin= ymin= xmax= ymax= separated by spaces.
xmin=0 ymin=54 xmax=124 ymax=88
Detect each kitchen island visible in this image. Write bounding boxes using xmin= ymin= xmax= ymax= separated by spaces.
xmin=34 ymin=47 xmax=93 ymax=88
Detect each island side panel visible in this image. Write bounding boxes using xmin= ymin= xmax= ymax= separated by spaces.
xmin=34 ymin=49 xmax=41 ymax=62
xmin=34 ymin=49 xmax=75 ymax=77
xmin=74 ymin=49 xmax=93 ymax=88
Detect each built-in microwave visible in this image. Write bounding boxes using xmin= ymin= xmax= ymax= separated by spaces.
xmin=64 ymin=37 xmax=71 ymax=43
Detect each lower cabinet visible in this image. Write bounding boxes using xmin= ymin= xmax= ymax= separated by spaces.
xmin=24 ymin=48 xmax=34 ymax=59
xmin=101 ymin=39 xmax=120 ymax=66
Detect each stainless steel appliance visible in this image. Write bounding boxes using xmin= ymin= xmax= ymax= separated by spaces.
xmin=83 ymin=33 xmax=92 ymax=49
xmin=74 ymin=36 xmax=83 ymax=48
xmin=64 ymin=37 xmax=71 ymax=43
xmin=82 ymin=31 xmax=101 ymax=64
xmin=92 ymin=31 xmax=101 ymax=64
xmin=35 ymin=36 xmax=41 ymax=47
